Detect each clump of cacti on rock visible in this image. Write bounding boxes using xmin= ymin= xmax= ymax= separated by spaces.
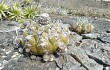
xmin=71 ymin=19 xmax=94 ymax=34
xmin=17 ymin=20 xmax=70 ymax=55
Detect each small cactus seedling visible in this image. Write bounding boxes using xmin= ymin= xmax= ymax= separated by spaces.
xmin=71 ymin=21 xmax=94 ymax=34
xmin=17 ymin=21 xmax=70 ymax=55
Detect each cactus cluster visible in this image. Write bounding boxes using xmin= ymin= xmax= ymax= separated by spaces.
xmin=17 ymin=21 xmax=70 ymax=55
xmin=71 ymin=20 xmax=94 ymax=34
xmin=0 ymin=1 xmax=40 ymax=21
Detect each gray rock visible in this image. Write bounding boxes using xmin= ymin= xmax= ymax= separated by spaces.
xmin=37 ymin=13 xmax=51 ymax=25
xmin=0 ymin=21 xmax=19 ymax=47
xmin=92 ymin=20 xmax=110 ymax=33
xmin=69 ymin=33 xmax=82 ymax=45
xmin=98 ymin=33 xmax=110 ymax=43
xmin=18 ymin=48 xmax=23 ymax=53
xmin=80 ymin=39 xmax=110 ymax=67
xmin=68 ymin=46 xmax=103 ymax=70
xmin=4 ymin=55 xmax=11 ymax=61
xmin=25 ymin=48 xmax=30 ymax=53
xmin=2 ymin=60 xmax=24 ymax=70
xmin=81 ymin=33 xmax=100 ymax=39
xmin=30 ymin=55 xmax=36 ymax=60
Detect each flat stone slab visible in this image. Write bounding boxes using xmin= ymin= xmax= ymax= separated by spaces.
xmin=92 ymin=19 xmax=110 ymax=33
xmin=0 ymin=21 xmax=19 ymax=45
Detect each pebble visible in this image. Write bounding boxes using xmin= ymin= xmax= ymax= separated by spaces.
xmin=49 ymin=54 xmax=55 ymax=62
xmin=6 ymin=50 xmax=12 ymax=54
xmin=2 ymin=55 xmax=7 ymax=58
xmin=81 ymin=33 xmax=100 ymax=39
xmin=30 ymin=55 xmax=36 ymax=60
xmin=43 ymin=54 xmax=49 ymax=62
xmin=25 ymin=48 xmax=30 ymax=53
xmin=18 ymin=48 xmax=23 ymax=53
xmin=11 ymin=52 xmax=20 ymax=59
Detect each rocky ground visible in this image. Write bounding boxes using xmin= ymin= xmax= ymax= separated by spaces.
xmin=0 ymin=16 xmax=110 ymax=70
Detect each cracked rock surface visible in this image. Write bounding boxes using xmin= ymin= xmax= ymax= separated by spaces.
xmin=0 ymin=18 xmax=110 ymax=70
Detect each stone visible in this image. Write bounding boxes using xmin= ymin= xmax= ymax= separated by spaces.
xmin=0 ymin=21 xmax=19 ymax=47
xmin=18 ymin=48 xmax=23 ymax=53
xmin=81 ymin=33 xmax=100 ymax=39
xmin=49 ymin=54 xmax=55 ymax=62
xmin=11 ymin=52 xmax=21 ymax=60
xmin=30 ymin=55 xmax=36 ymax=60
xmin=43 ymin=54 xmax=50 ymax=62
xmin=69 ymin=33 xmax=82 ymax=46
xmin=4 ymin=55 xmax=11 ymax=61
xmin=25 ymin=48 xmax=30 ymax=53
xmin=92 ymin=20 xmax=110 ymax=33
xmin=98 ymin=33 xmax=110 ymax=43
xmin=80 ymin=39 xmax=110 ymax=68
xmin=37 ymin=13 xmax=51 ymax=25
xmin=2 ymin=60 xmax=24 ymax=70
xmin=67 ymin=46 xmax=103 ymax=70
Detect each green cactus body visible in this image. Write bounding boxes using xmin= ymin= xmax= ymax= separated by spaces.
xmin=19 ymin=22 xmax=70 ymax=55
xmin=0 ymin=1 xmax=9 ymax=19
xmin=72 ymin=22 xmax=94 ymax=34
xmin=9 ymin=6 xmax=24 ymax=21
xmin=86 ymin=23 xmax=94 ymax=33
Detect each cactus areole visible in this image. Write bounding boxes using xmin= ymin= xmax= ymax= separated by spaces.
xmin=19 ymin=22 xmax=70 ymax=55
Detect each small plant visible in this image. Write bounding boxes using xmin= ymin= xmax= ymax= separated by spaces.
xmin=71 ymin=21 xmax=94 ymax=34
xmin=13 ymin=2 xmax=21 ymax=8
xmin=24 ymin=5 xmax=38 ymax=19
xmin=17 ymin=21 xmax=70 ymax=55
xmin=8 ymin=6 xmax=24 ymax=21
xmin=23 ymin=0 xmax=32 ymax=5
xmin=0 ymin=1 xmax=9 ymax=19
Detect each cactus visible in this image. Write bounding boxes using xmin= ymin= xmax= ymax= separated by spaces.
xmin=23 ymin=0 xmax=32 ymax=5
xmin=18 ymin=21 xmax=70 ymax=55
xmin=0 ymin=1 xmax=9 ymax=19
xmin=8 ymin=6 xmax=24 ymax=21
xmin=24 ymin=5 xmax=38 ymax=19
xmin=71 ymin=21 xmax=94 ymax=34
xmin=13 ymin=2 xmax=21 ymax=8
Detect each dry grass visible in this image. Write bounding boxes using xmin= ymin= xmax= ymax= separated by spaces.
xmin=40 ymin=0 xmax=110 ymax=18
